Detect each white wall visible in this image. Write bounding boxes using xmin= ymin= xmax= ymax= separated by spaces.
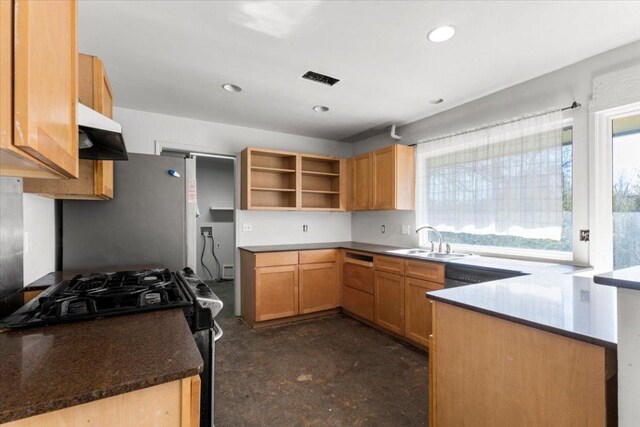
xmin=114 ymin=107 xmax=353 ymax=158
xmin=351 ymin=39 xmax=640 ymax=262
xmin=237 ymin=211 xmax=351 ymax=247
xmin=22 ymin=194 xmax=55 ymax=285
xmin=115 ymin=106 xmax=354 ymax=248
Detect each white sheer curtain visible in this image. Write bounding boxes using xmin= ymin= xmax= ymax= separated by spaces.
xmin=416 ymin=109 xmax=564 ymax=243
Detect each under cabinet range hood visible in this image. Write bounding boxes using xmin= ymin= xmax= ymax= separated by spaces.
xmin=77 ymin=103 xmax=128 ymax=160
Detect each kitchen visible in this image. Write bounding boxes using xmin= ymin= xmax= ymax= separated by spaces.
xmin=1 ymin=1 xmax=640 ymax=426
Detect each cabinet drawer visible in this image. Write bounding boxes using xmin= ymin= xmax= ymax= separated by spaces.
xmin=255 ymin=251 xmax=298 ymax=267
xmin=405 ymin=260 xmax=445 ymax=283
xmin=299 ymin=249 xmax=337 ymax=264
xmin=374 ymin=255 xmax=405 ymax=275
xmin=342 ymin=286 xmax=374 ymax=322
xmin=343 ymin=262 xmax=374 ymax=294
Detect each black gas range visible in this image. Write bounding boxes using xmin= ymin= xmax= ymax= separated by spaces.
xmin=0 ymin=268 xmax=212 ymax=330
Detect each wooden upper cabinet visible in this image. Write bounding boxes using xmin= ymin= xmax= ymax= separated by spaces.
xmin=241 ymin=148 xmax=347 ymax=211
xmin=351 ymin=153 xmax=372 ymax=210
xmin=24 ymin=53 xmax=114 ymax=199
xmin=371 ymin=144 xmax=415 ymax=210
xmin=349 ymin=144 xmax=415 ymax=211
xmin=0 ymin=0 xmax=79 ymax=179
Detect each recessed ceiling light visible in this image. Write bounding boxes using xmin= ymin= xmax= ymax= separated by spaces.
xmin=430 ymin=98 xmax=444 ymax=104
xmin=221 ymin=83 xmax=242 ymax=92
xmin=427 ymin=25 xmax=456 ymax=43
xmin=312 ymin=105 xmax=329 ymax=112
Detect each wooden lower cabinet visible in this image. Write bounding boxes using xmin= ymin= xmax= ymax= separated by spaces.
xmin=430 ymin=302 xmax=615 ymax=427
xmin=374 ymin=271 xmax=404 ymax=335
xmin=299 ymin=262 xmax=338 ymax=314
xmin=404 ymin=277 xmax=442 ymax=347
xmin=2 ymin=376 xmax=201 ymax=427
xmin=342 ymin=285 xmax=374 ymax=321
xmin=255 ymin=265 xmax=299 ymax=322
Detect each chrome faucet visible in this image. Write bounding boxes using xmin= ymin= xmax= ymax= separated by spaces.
xmin=416 ymin=225 xmax=450 ymax=253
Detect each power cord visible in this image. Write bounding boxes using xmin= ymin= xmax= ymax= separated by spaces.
xmin=200 ymin=234 xmax=213 ymax=279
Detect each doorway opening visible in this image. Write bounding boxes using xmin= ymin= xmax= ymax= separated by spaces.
xmin=194 ymin=155 xmax=236 ymax=283
xmin=160 ymin=147 xmax=238 ymax=314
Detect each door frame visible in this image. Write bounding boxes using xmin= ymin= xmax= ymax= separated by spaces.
xmin=589 ymin=100 xmax=640 ymax=271
xmin=156 ymin=140 xmax=242 ymax=316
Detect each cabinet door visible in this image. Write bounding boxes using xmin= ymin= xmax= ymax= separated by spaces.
xmin=95 ymin=160 xmax=114 ymax=198
xmin=352 ymin=153 xmax=371 ymax=210
xmin=91 ymin=54 xmax=114 ymax=199
xmin=299 ymin=262 xmax=338 ymax=314
xmin=405 ymin=277 xmax=443 ymax=347
xmin=13 ymin=0 xmax=78 ymax=178
xmin=343 ymin=262 xmax=374 ymax=294
xmin=371 ymin=146 xmax=396 ymax=210
xmin=374 ymin=271 xmax=405 ymax=334
xmin=342 ymin=285 xmax=374 ymax=321
xmin=255 ymin=265 xmax=298 ymax=321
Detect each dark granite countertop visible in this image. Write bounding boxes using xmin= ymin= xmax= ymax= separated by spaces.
xmin=239 ymin=241 xmax=582 ymax=274
xmin=427 ymin=272 xmax=617 ymax=349
xmin=239 ymin=241 xmax=403 ymax=255
xmin=239 ymin=241 xmax=614 ymax=348
xmin=0 ymin=309 xmax=203 ymax=423
xmin=594 ymin=266 xmax=640 ymax=290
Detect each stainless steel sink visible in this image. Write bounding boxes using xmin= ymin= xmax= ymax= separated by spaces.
xmin=386 ymin=248 xmax=472 ymax=260
xmin=422 ymin=252 xmax=469 ymax=260
xmin=386 ymin=248 xmax=431 ymax=255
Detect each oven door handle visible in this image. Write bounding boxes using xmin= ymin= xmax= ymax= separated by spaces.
xmin=213 ymin=320 xmax=223 ymax=341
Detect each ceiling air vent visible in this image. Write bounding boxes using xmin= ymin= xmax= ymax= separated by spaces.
xmin=301 ymin=71 xmax=340 ymax=86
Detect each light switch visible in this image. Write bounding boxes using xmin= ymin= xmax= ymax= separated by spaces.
xmin=402 ymin=225 xmax=411 ymax=235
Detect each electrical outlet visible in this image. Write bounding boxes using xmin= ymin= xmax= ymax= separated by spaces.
xmin=381 ymin=225 xmax=386 ymax=234
xmin=200 ymin=226 xmax=212 ymax=237
xmin=243 ymin=223 xmax=252 ymax=232
xmin=401 ymin=225 xmax=411 ymax=235
xmin=302 ymin=224 xmax=308 ymax=232
xmin=579 ymin=229 xmax=590 ymax=242
xmin=216 ymin=243 xmax=221 ymax=248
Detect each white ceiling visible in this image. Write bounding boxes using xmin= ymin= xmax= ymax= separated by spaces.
xmin=78 ymin=1 xmax=640 ymax=142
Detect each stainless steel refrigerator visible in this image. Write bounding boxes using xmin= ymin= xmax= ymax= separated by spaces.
xmin=63 ymin=153 xmax=193 ymax=271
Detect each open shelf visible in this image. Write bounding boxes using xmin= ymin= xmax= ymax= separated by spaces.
xmin=242 ymin=148 xmax=345 ymax=211
xmin=250 ymin=189 xmax=297 ymax=209
xmin=302 ymin=190 xmax=340 ymax=194
xmin=300 ymin=155 xmax=343 ymax=209
xmin=251 ymin=166 xmax=296 ymax=173
xmin=301 ymin=170 xmax=339 ymax=177
xmin=301 ymin=192 xmax=341 ymax=210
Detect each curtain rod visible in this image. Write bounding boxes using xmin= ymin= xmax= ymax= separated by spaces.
xmin=408 ymin=101 xmax=581 ymax=147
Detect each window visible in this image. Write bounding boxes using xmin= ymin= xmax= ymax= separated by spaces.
xmin=416 ymin=110 xmax=572 ymax=259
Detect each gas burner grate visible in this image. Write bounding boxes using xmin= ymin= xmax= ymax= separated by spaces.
xmin=1 ymin=268 xmax=193 ymax=329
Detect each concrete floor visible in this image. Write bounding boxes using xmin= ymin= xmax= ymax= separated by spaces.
xmin=208 ymin=281 xmax=429 ymax=427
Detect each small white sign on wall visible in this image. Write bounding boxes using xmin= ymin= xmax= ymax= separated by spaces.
xmin=187 ymin=178 xmax=197 ymax=204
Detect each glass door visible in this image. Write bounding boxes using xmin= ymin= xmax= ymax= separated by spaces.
xmin=611 ymin=113 xmax=640 ymax=269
